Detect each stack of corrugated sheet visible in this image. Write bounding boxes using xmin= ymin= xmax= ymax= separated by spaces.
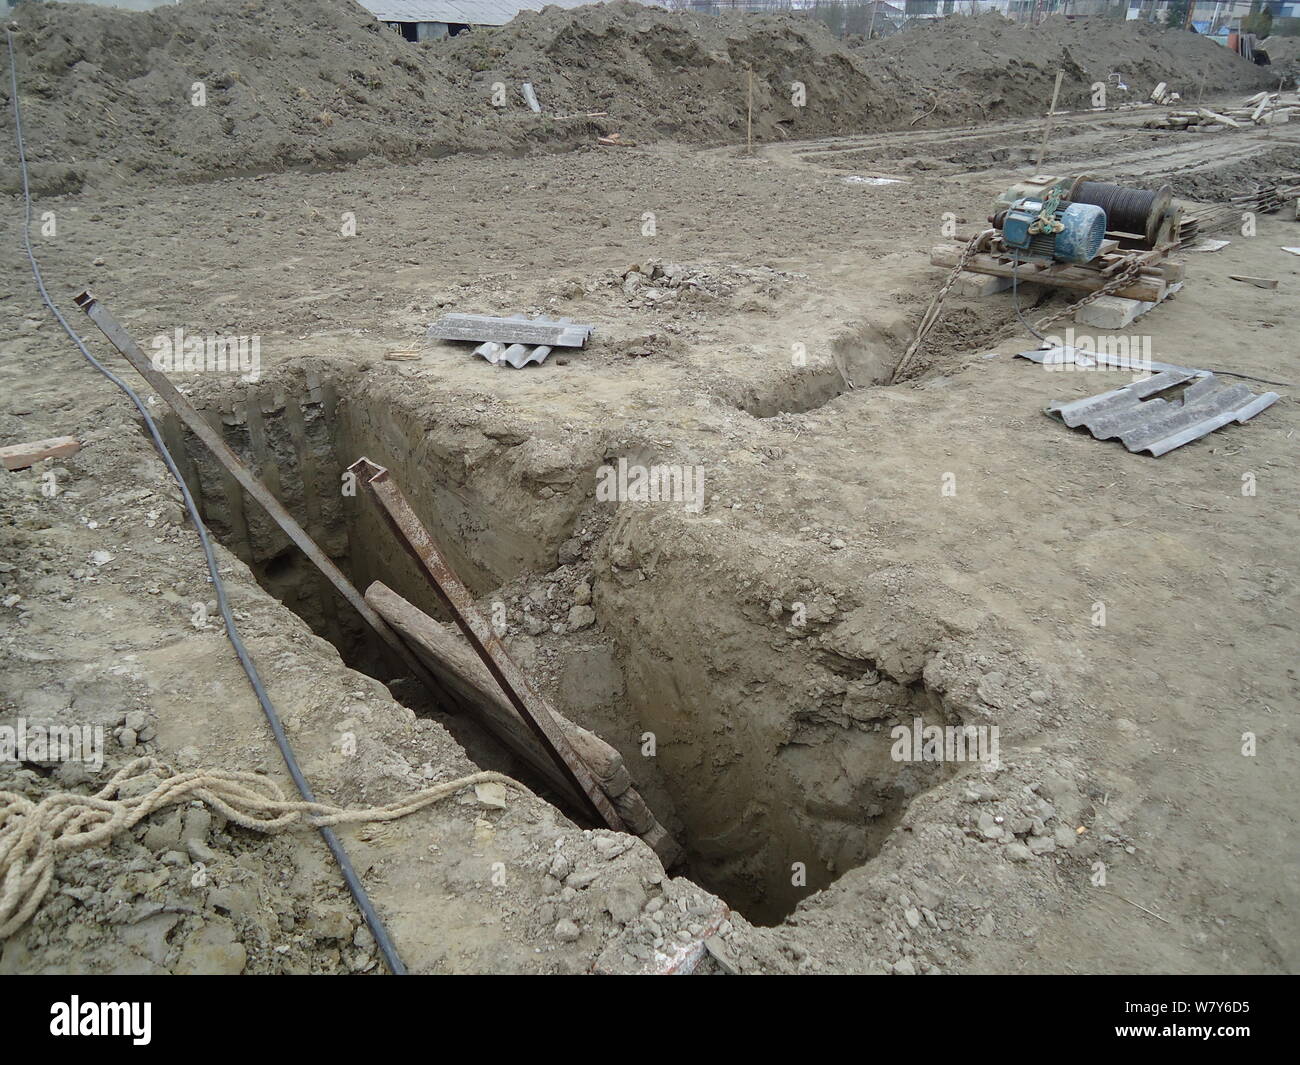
xmin=1046 ymin=370 xmax=1279 ymax=457
xmin=426 ymin=313 xmax=594 ymax=368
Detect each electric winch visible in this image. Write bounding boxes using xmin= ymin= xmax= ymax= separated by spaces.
xmin=989 ymin=174 xmax=1181 ymax=265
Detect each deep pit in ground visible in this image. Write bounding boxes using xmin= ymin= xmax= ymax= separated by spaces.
xmin=160 ymin=365 xmax=972 ymax=924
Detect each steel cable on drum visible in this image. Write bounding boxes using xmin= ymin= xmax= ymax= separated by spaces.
xmin=1072 ymin=181 xmax=1162 ymax=238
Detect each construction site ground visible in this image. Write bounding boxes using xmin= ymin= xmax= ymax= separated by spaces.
xmin=1 ymin=8 xmax=1297 ymax=977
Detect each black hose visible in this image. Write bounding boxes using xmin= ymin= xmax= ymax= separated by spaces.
xmin=1010 ymin=241 xmax=1291 ymax=387
xmin=1200 ymin=368 xmax=1294 ymax=388
xmin=1011 ymin=251 xmax=1049 ymax=342
xmin=5 ymin=28 xmax=406 ymax=975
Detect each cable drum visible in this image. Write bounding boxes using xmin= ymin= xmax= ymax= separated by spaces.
xmin=1072 ymin=180 xmax=1172 ymax=246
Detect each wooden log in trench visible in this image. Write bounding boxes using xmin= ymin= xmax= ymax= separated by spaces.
xmin=363 ymin=581 xmax=683 ymax=868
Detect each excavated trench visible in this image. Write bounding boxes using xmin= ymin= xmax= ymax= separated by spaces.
xmin=163 ymin=366 xmax=970 ymax=924
xmin=722 ymin=305 xmax=992 ymax=418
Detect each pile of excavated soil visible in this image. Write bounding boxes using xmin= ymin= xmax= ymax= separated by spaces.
xmin=1260 ymin=34 xmax=1300 ymax=74
xmin=859 ymin=12 xmax=1275 ymax=123
xmin=0 ymin=1 xmax=1275 ymax=193
xmin=1 ymin=0 xmax=908 ymax=191
xmin=432 ymin=1 xmax=907 ymax=144
xmin=1 ymin=0 xmax=509 ymax=194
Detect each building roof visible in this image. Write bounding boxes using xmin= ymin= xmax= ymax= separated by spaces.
xmin=357 ymin=0 xmax=596 ymax=25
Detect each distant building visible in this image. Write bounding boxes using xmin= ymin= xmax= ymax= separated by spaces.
xmin=7 ymin=0 xmax=172 ymax=9
xmin=1121 ymin=1 xmax=1298 ymax=28
xmin=356 ymin=1 xmax=610 ymax=41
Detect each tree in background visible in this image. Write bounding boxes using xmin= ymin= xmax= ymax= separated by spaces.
xmin=809 ymin=1 xmax=848 ymax=38
xmin=1243 ymin=2 xmax=1274 ymax=37
xmin=1164 ymin=0 xmax=1191 ymax=30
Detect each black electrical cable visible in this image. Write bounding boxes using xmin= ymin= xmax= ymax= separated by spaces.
xmin=1010 ymin=251 xmax=1049 ymax=342
xmin=1195 ymin=368 xmax=1294 ymax=388
xmin=5 ymin=28 xmax=406 ymax=975
xmin=1011 ymin=249 xmax=1293 ymax=388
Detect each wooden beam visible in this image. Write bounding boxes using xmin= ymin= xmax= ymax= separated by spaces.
xmin=930 ymin=245 xmax=1168 ymax=303
xmin=0 ymin=435 xmax=80 ymax=471
xmin=364 ymin=581 xmax=683 ymax=865
xmin=365 ymin=580 xmax=583 ymax=800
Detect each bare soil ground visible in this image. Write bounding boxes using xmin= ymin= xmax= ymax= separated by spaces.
xmin=1 ymin=4 xmax=1296 ymax=975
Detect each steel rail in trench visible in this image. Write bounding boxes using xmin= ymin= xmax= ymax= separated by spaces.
xmin=348 ymin=457 xmax=626 ymax=833
xmin=55 ymin=302 xmax=416 ymax=969
xmin=71 ymin=290 xmax=464 ymax=714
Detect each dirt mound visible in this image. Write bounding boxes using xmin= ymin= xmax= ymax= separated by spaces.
xmin=1 ymin=0 xmax=906 ymax=191
xmin=433 ymin=1 xmax=906 ymax=143
xmin=860 ymin=13 xmax=1275 ymax=124
xmin=1 ymin=0 xmax=507 ymax=192
xmin=1260 ymin=35 xmax=1300 ymax=73
xmin=0 ymin=2 xmax=1275 ymax=192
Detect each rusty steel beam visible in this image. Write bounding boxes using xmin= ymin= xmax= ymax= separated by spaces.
xmin=348 ymin=457 xmax=625 ymax=833
xmin=72 ymin=290 xmax=459 ymax=711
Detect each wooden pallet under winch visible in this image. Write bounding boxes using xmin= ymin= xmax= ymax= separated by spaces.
xmin=931 ymin=231 xmax=1184 ymax=304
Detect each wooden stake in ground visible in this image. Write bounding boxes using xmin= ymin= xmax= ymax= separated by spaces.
xmin=1267 ymin=76 xmax=1285 ymax=138
xmin=747 ymin=66 xmax=753 ymax=155
xmin=1034 ymin=70 xmax=1065 ymax=171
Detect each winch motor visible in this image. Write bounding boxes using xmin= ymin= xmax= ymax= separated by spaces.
xmin=992 ymin=194 xmax=1108 ymax=265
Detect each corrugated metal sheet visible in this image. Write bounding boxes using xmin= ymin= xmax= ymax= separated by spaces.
xmin=358 ymin=0 xmax=594 ymax=26
xmin=1017 ymin=345 xmax=1195 ymax=376
xmin=1046 ymin=371 xmax=1280 ymax=457
xmin=472 ymin=340 xmax=558 ymax=368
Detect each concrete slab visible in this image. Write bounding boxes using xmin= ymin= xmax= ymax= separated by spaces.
xmin=1074 ymin=281 xmax=1182 ymax=329
xmin=956 ymin=271 xmax=1013 ymax=297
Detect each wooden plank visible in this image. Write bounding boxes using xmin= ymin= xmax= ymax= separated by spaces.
xmin=0 ymin=435 xmax=79 ymax=471
xmin=241 ymin=390 xmax=282 ymax=501
xmin=159 ymin=410 xmax=204 ymax=517
xmin=1155 ymin=260 xmax=1184 ymax=284
xmin=202 ymin=404 xmax=252 ymax=562
xmin=365 ymin=580 xmax=589 ymax=807
xmin=930 ymin=245 xmax=1166 ymax=302
xmin=1198 ymin=107 xmax=1241 ymax=128
xmin=354 ymin=456 xmax=625 ymax=831
xmin=955 ymin=271 xmax=1013 ymax=297
xmin=281 ymin=391 xmax=344 ymax=651
xmin=1229 ymin=275 xmax=1279 ymax=289
xmin=365 ymin=580 xmax=682 ymax=863
xmin=1034 ymin=70 xmax=1065 ymax=169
